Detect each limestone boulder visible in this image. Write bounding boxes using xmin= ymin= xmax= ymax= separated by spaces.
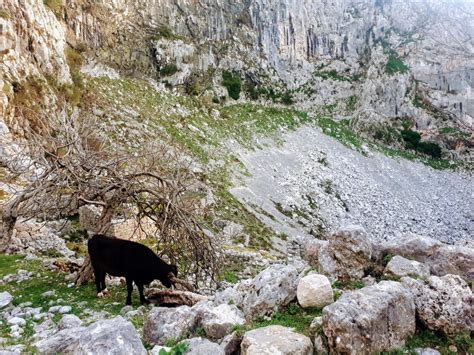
xmin=323 ymin=281 xmax=415 ymax=354
xmin=402 ymin=274 xmax=473 ymax=334
xmin=428 ymin=245 xmax=474 ymax=281
xmin=240 ymin=325 xmax=313 ymax=355
xmin=316 ymin=225 xmax=373 ymax=281
xmin=34 ymin=316 xmax=146 ymax=354
xmin=297 ymin=274 xmax=333 ymax=308
xmin=384 ymin=255 xmax=430 ymax=279
xmin=194 ymin=302 xmax=245 ymax=340
xmin=214 ymin=264 xmax=299 ymax=320
xmin=143 ymin=306 xmax=197 ymax=345
xmin=58 ymin=314 xmax=82 ymax=330
xmin=384 ymin=234 xmax=442 ymax=263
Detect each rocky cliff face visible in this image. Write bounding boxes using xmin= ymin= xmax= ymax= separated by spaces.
xmin=1 ymin=0 xmax=473 ymax=156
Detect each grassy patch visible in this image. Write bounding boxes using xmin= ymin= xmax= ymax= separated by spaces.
xmin=385 ymin=53 xmax=409 ymax=75
xmin=316 ymin=117 xmax=363 ymax=150
xmin=0 ymin=9 xmax=10 ymax=19
xmin=402 ymin=330 xmax=473 ymax=354
xmin=43 ymin=0 xmax=63 ymax=16
xmin=160 ymin=64 xmax=179 ymax=77
xmin=235 ymin=303 xmax=322 ymax=336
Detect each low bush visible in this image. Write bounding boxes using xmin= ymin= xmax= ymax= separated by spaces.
xmin=222 ymin=71 xmax=241 ymax=100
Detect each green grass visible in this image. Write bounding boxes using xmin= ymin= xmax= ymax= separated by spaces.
xmin=222 ymin=71 xmax=241 ymax=100
xmin=43 ymin=0 xmax=63 ymax=15
xmin=316 ymin=117 xmax=363 ymax=150
xmin=234 ymin=303 xmax=322 ymax=337
xmin=332 ymin=279 xmax=365 ymax=290
xmin=160 ymin=64 xmax=179 ymax=77
xmin=403 ymin=330 xmax=473 ymax=354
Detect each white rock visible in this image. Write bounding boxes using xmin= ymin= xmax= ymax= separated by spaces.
xmin=196 ymin=302 xmax=245 ymax=340
xmin=384 ymin=255 xmax=430 ymax=279
xmin=297 ymin=274 xmax=333 ymax=308
xmin=7 ymin=317 xmax=26 ymax=326
xmin=58 ymin=306 xmax=72 ymax=314
xmin=58 ymin=314 xmax=82 ymax=330
xmin=241 ymin=325 xmax=313 ymax=355
xmin=143 ymin=306 xmax=197 ymax=345
xmin=35 ymin=316 xmax=145 ymax=354
xmin=182 ymin=337 xmax=224 ymax=355
xmin=0 ymin=292 xmax=13 ymax=309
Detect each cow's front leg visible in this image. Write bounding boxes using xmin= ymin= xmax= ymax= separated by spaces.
xmin=136 ymin=282 xmax=149 ymax=305
xmin=125 ymin=277 xmax=133 ymax=305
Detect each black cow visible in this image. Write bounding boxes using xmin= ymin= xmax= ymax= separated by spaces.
xmin=87 ymin=234 xmax=178 ymax=305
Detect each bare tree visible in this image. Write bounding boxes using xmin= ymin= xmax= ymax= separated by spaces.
xmin=0 ymin=109 xmax=221 ymax=286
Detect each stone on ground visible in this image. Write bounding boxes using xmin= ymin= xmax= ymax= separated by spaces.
xmin=34 ymin=316 xmax=146 ymax=354
xmin=240 ymin=325 xmax=313 ymax=355
xmin=429 ymin=245 xmax=474 ymax=281
xmin=297 ymin=273 xmax=333 ymax=308
xmin=58 ymin=314 xmax=82 ymax=330
xmin=323 ymin=281 xmax=415 ymax=354
xmin=402 ymin=274 xmax=473 ymax=334
xmin=195 ymin=302 xmax=245 ymax=340
xmin=0 ymin=292 xmax=13 ymax=309
xmin=181 ymin=337 xmax=224 ymax=355
xmin=214 ymin=264 xmax=299 ymax=320
xmin=384 ymin=255 xmax=430 ymax=279
xmin=143 ymin=306 xmax=196 ymax=345
xmin=316 ymin=225 xmax=373 ymax=280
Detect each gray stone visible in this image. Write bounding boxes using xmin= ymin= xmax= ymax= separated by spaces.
xmin=297 ymin=273 xmax=333 ymax=308
xmin=195 ymin=302 xmax=245 ymax=340
xmin=58 ymin=306 xmax=72 ymax=314
xmin=429 ymin=245 xmax=474 ymax=281
xmin=414 ymin=348 xmax=441 ymax=355
xmin=219 ymin=332 xmax=242 ymax=355
xmin=143 ymin=306 xmax=197 ymax=345
xmin=323 ymin=281 xmax=416 ymax=354
xmin=384 ymin=255 xmax=430 ymax=279
xmin=241 ymin=325 xmax=313 ymax=355
xmin=215 ymin=264 xmax=299 ymax=321
xmin=7 ymin=317 xmax=25 ymax=326
xmin=402 ymin=274 xmax=473 ymax=335
xmin=58 ymin=314 xmax=82 ymax=330
xmin=0 ymin=292 xmax=12 ymax=309
xmin=34 ymin=316 xmax=145 ymax=354
xmin=182 ymin=337 xmax=224 ymax=355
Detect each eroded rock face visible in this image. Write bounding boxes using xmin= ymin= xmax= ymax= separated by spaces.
xmin=241 ymin=325 xmax=313 ymax=355
xmin=402 ymin=275 xmax=473 ymax=335
xmin=143 ymin=306 xmax=197 ymax=345
xmin=296 ymin=273 xmax=333 ymax=308
xmin=214 ymin=264 xmax=299 ymax=321
xmin=384 ymin=255 xmax=430 ymax=279
xmin=323 ymin=281 xmax=415 ymax=354
xmin=34 ymin=316 xmax=146 ymax=354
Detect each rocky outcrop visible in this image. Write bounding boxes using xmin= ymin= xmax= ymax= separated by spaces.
xmin=34 ymin=316 xmax=146 ymax=354
xmin=214 ymin=263 xmax=299 ymax=320
xmin=240 ymin=325 xmax=313 ymax=355
xmin=296 ymin=274 xmax=333 ymax=308
xmin=384 ymin=255 xmax=430 ymax=279
xmin=383 ymin=235 xmax=474 ymax=281
xmin=402 ymin=275 xmax=473 ymax=335
xmin=323 ymin=281 xmax=415 ymax=354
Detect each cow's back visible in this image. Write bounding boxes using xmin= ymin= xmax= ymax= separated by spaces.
xmin=88 ymin=235 xmax=159 ymax=278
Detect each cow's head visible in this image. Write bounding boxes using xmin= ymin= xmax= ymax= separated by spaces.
xmin=162 ymin=264 xmax=178 ymax=288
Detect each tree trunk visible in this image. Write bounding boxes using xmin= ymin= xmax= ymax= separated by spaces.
xmin=75 ymin=205 xmax=114 ymax=285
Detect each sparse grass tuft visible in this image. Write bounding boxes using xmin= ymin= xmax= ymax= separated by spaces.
xmin=43 ymin=0 xmax=63 ymax=16
xmin=385 ymin=53 xmax=409 ymax=75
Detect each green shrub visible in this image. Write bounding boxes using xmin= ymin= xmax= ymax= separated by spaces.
xmin=385 ymin=53 xmax=409 ymax=75
xmin=401 ymin=129 xmax=421 ymax=150
xmin=222 ymin=71 xmax=241 ymax=100
xmin=159 ymin=342 xmax=189 ymax=355
xmin=281 ymin=92 xmax=294 ymax=105
xmin=417 ymin=141 xmax=442 ymax=159
xmin=160 ymin=64 xmax=179 ymax=77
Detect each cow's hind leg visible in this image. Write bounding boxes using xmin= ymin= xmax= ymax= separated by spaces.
xmin=125 ymin=277 xmax=133 ymax=305
xmin=94 ymin=270 xmax=105 ymax=297
xmin=136 ymin=281 xmax=149 ymax=305
xmin=101 ymin=274 xmax=111 ymax=296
